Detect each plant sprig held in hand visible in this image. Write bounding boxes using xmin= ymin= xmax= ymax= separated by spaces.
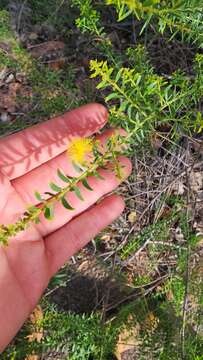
xmin=0 ymin=133 xmax=126 ymax=246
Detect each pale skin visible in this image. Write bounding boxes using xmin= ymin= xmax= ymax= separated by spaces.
xmin=0 ymin=103 xmax=132 ymax=352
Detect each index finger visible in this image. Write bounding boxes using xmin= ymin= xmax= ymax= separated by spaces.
xmin=0 ymin=103 xmax=108 ymax=180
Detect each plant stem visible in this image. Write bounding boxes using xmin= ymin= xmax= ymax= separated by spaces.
xmin=0 ymin=143 xmax=121 ymax=245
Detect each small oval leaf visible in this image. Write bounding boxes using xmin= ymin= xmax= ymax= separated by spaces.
xmin=27 ymin=205 xmax=40 ymax=214
xmin=82 ymin=179 xmax=93 ymax=191
xmin=34 ymin=191 xmax=43 ymax=202
xmin=33 ymin=216 xmax=40 ymax=224
xmin=57 ymin=169 xmax=71 ymax=183
xmin=49 ymin=182 xmax=62 ymax=193
xmin=95 ymin=171 xmax=105 ymax=180
xmin=44 ymin=205 xmax=54 ymax=220
xmin=72 ymin=161 xmax=84 ymax=173
xmin=73 ymin=186 xmax=84 ymax=201
xmin=105 ymin=92 xmax=120 ymax=102
xmin=61 ymin=196 xmax=75 ymax=210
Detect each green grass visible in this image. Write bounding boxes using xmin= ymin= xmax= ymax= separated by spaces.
xmin=0 ymin=9 xmax=84 ymax=137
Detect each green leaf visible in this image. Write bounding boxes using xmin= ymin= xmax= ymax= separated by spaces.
xmin=45 ymin=192 xmax=55 ymax=197
xmin=119 ymin=100 xmax=128 ymax=112
xmin=73 ymin=186 xmax=84 ymax=201
xmin=49 ymin=182 xmax=62 ymax=193
xmin=57 ymin=169 xmax=71 ymax=183
xmin=34 ymin=191 xmax=43 ymax=202
xmin=96 ymin=80 xmax=107 ymax=89
xmin=105 ymin=92 xmax=120 ymax=102
xmin=95 ymin=171 xmax=105 ymax=180
xmin=72 ymin=161 xmax=83 ymax=173
xmin=27 ymin=205 xmax=40 ymax=214
xmin=44 ymin=205 xmax=54 ymax=220
xmin=92 ymin=143 xmax=102 ymax=158
xmin=82 ymin=178 xmax=93 ymax=191
xmin=127 ymin=105 xmax=133 ymax=119
xmin=115 ymin=69 xmax=122 ymax=83
xmin=33 ymin=217 xmax=40 ymax=224
xmin=61 ymin=196 xmax=75 ymax=210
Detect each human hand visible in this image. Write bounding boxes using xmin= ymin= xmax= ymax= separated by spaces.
xmin=0 ymin=103 xmax=131 ymax=352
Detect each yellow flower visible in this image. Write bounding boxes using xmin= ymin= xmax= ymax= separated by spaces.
xmin=67 ymin=138 xmax=93 ymax=165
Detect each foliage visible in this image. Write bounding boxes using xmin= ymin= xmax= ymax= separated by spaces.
xmin=71 ymin=1 xmax=203 ymax=144
xmin=71 ymin=0 xmax=104 ymax=36
xmin=90 ymin=50 xmax=203 ymax=142
xmin=0 ymin=10 xmax=83 ymax=137
xmin=28 ymin=65 xmax=82 ymax=119
xmin=27 ymin=0 xmax=70 ymax=24
xmin=106 ymin=0 xmax=203 ymax=47
xmin=2 ymin=304 xmax=118 ymax=360
xmin=4 ymin=291 xmax=203 ymax=360
xmin=0 ymin=10 xmax=31 ymax=72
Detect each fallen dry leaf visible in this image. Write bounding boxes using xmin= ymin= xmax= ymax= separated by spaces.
xmin=0 ymin=82 xmax=21 ymax=113
xmin=0 ymin=67 xmax=8 ymax=83
xmin=30 ymin=305 xmax=43 ymax=324
xmin=5 ymin=73 xmax=15 ymax=84
xmin=175 ymin=226 xmax=185 ymax=243
xmin=28 ymin=32 xmax=39 ymax=41
xmin=101 ymin=234 xmax=111 ymax=242
xmin=0 ymin=112 xmax=10 ymax=122
xmin=78 ymin=260 xmax=90 ymax=272
xmin=172 ymin=180 xmax=185 ymax=195
xmin=142 ymin=312 xmax=159 ymax=333
xmin=29 ymin=41 xmax=65 ymax=59
xmin=115 ymin=316 xmax=141 ymax=360
xmin=190 ymin=138 xmax=203 ymax=156
xmin=26 ymin=305 xmax=44 ymax=344
xmin=128 ymin=211 xmax=137 ymax=224
xmin=26 ymin=331 xmax=43 ymax=343
xmin=196 ymin=237 xmax=203 ymax=248
xmin=150 ymin=132 xmax=163 ymax=150
xmin=47 ymin=57 xmax=66 ymax=70
xmin=189 ymin=171 xmax=203 ymax=193
xmin=24 ymin=355 xmax=40 ymax=360
xmin=0 ymin=42 xmax=12 ymax=55
xmin=166 ymin=289 xmax=174 ymax=301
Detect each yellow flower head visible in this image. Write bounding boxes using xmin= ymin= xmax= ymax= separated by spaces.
xmin=67 ymin=137 xmax=93 ymax=165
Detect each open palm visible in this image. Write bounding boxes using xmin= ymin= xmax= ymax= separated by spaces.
xmin=0 ymin=103 xmax=131 ymax=352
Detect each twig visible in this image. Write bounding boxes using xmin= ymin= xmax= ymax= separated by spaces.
xmin=180 ymin=164 xmax=192 ymax=359
xmin=149 ymin=241 xmax=187 ymax=250
xmin=121 ymin=160 xmax=203 ymax=250
xmin=101 ymin=253 xmax=117 ymax=322
xmin=106 ymin=274 xmax=168 ymax=312
xmin=127 ymin=273 xmax=169 ymax=289
xmin=181 ymin=243 xmax=190 ymax=359
xmin=121 ymin=237 xmax=151 ymax=267
xmin=17 ymin=0 xmax=28 ymax=33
